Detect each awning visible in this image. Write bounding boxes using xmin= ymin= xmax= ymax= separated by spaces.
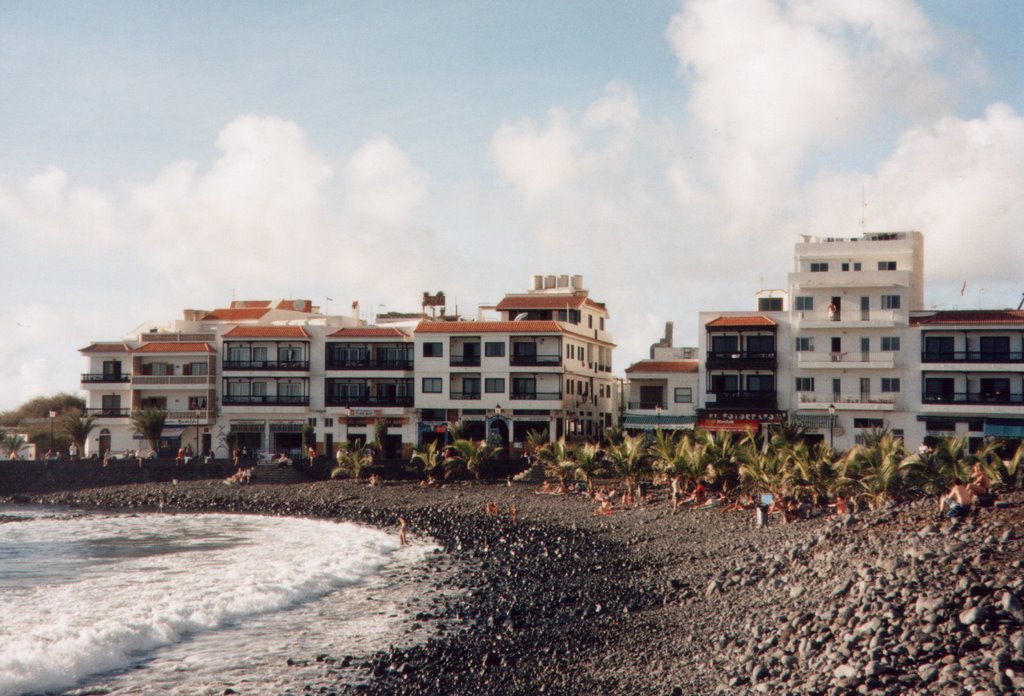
xmin=984 ymin=419 xmax=1024 ymax=438
xmin=623 ymin=414 xmax=696 ymax=430
xmin=794 ymin=414 xmax=832 ymax=429
xmin=161 ymin=425 xmax=188 ymax=438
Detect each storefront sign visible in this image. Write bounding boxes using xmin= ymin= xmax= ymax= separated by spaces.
xmin=698 ymin=419 xmax=759 ymax=432
xmin=698 ymin=410 xmax=785 ymax=424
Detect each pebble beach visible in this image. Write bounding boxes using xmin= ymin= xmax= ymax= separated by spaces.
xmin=8 ymin=479 xmax=1024 ymax=695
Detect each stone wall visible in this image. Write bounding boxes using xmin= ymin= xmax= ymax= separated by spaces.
xmin=0 ymin=459 xmax=235 ymax=496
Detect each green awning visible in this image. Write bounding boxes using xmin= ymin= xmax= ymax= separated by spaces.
xmin=984 ymin=419 xmax=1024 ymax=438
xmin=623 ymin=414 xmax=696 ymax=430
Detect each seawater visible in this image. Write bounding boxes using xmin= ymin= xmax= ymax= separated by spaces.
xmin=0 ymin=506 xmax=437 ymax=696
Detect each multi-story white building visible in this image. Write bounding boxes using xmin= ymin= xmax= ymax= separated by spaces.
xmin=697 ymin=230 xmax=1024 ymax=453
xmin=413 ymin=274 xmax=616 ymax=454
xmin=79 ymin=276 xmax=617 ymax=459
xmin=622 ymin=323 xmax=699 ymax=432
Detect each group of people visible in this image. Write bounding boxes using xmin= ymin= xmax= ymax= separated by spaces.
xmin=940 ymin=462 xmax=993 ymax=518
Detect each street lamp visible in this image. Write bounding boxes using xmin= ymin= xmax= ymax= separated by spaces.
xmin=655 ymin=403 xmax=662 ymax=432
xmin=828 ymin=403 xmax=836 ymax=450
xmin=49 ymin=410 xmax=56 ymax=454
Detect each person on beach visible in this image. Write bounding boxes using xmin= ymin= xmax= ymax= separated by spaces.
xmin=69 ymin=443 xmax=79 ymax=462
xmin=102 ymin=450 xmax=111 ymax=468
xmin=969 ymin=462 xmax=991 ymax=496
xmin=831 ymin=495 xmax=848 ymax=516
xmin=176 ymin=447 xmax=185 ymax=467
xmin=232 ymin=447 xmax=241 ymax=469
xmin=593 ymin=498 xmax=614 ymax=516
xmin=940 ymin=479 xmax=974 ymax=518
xmin=485 ymin=502 xmax=500 ymax=516
xmin=398 ymin=516 xmax=409 ymax=546
xmin=509 ymin=504 xmax=519 ymax=522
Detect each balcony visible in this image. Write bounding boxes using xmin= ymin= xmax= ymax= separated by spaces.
xmin=510 ymin=391 xmax=563 ymax=401
xmin=325 ymin=394 xmax=414 ymax=407
xmin=922 ymin=351 xmax=1024 ymax=364
xmin=797 ymin=392 xmax=896 ymax=409
xmin=449 ymin=355 xmax=481 ymax=367
xmin=131 ymin=375 xmax=216 ymax=386
xmin=705 ymin=351 xmax=777 ymax=370
xmin=165 ymin=410 xmax=215 ymax=423
xmin=793 ymin=308 xmax=901 ymax=328
xmin=81 ymin=373 xmax=130 ymax=383
xmin=509 ymin=355 xmax=562 ymax=367
xmin=222 ymin=360 xmax=309 ymax=371
xmin=922 ymin=392 xmax=1024 ymax=406
xmin=222 ymin=395 xmax=309 ymax=406
xmin=325 ymin=358 xmax=414 ymax=370
xmin=450 ymin=391 xmax=482 ymax=400
xmin=706 ymin=391 xmax=777 ymax=409
xmin=85 ymin=408 xmax=130 ymax=418
xmin=796 ymin=352 xmax=895 ymax=369
xmin=628 ymin=401 xmax=668 ymax=410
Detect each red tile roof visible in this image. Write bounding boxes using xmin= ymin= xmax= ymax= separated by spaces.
xmin=625 ymin=360 xmax=699 ymax=374
xmin=79 ymin=342 xmax=132 ymax=353
xmin=274 ymin=299 xmax=315 ymax=313
xmin=706 ymin=316 xmax=777 ymax=328
xmin=134 ymin=342 xmax=214 ymax=354
xmin=202 ymin=308 xmax=270 ymax=321
xmin=415 ymin=320 xmax=565 ymax=335
xmin=223 ymin=326 xmax=311 ymax=339
xmin=911 ymin=310 xmax=1024 ymax=326
xmin=495 ymin=295 xmax=589 ymax=311
xmin=327 ymin=327 xmax=410 ymax=338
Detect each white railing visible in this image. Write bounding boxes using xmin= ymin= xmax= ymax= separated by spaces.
xmin=795 ymin=309 xmax=899 ymax=324
xmin=132 ymin=375 xmax=215 ymax=386
xmin=798 ymin=392 xmax=895 ymax=405
xmin=795 ymin=351 xmax=895 ymax=365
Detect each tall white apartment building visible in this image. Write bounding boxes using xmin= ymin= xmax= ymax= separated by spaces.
xmin=698 ymin=230 xmax=1024 ymax=452
xmin=413 ymin=274 xmax=616 ymax=454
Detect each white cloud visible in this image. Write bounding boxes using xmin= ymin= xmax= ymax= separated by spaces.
xmin=344 ymin=134 xmax=428 ymax=226
xmin=584 ymin=80 xmax=640 ymax=132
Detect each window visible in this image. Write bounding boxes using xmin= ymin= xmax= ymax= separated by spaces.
xmin=485 ymin=378 xmax=505 ymax=393
xmin=747 ymin=375 xmax=774 ymax=392
xmin=878 ymin=261 xmax=897 ymax=271
xmin=252 ymin=346 xmax=268 ymax=362
xmin=854 ymin=418 xmax=884 ymax=429
xmin=881 ymin=337 xmax=901 ymax=351
xmin=810 ymin=262 xmax=829 ymax=272
xmin=325 ymin=418 xmax=334 ymax=427
xmin=251 ymin=382 xmax=267 ymax=396
xmin=795 ymin=296 xmax=814 ymax=311
xmin=795 ymin=377 xmax=815 ymax=392
xmin=746 ymin=335 xmax=775 ymax=353
xmin=600 ymin=317 xmax=605 ymax=330
xmin=513 ymin=377 xmax=536 ymax=395
xmin=462 ymin=378 xmax=480 ymax=395
xmin=880 ymin=378 xmax=901 ymax=393
xmin=758 ymin=297 xmax=783 ymax=311
xmin=853 ymin=262 xmax=862 ymax=271
xmin=674 ymin=387 xmax=692 ymax=403
xmin=711 ymin=335 xmax=738 ymax=353
xmin=149 ymin=362 xmax=168 ymax=376
xmin=189 ymin=362 xmax=208 ymax=376
xmin=278 ymin=345 xmax=302 ymax=362
xmin=279 ymin=382 xmax=302 ymax=397
xmin=881 ymin=295 xmax=901 ymax=309
xmin=423 ymin=342 xmax=443 ymax=357
xmin=228 ymin=346 xmax=250 ymax=362
xmin=795 ymin=337 xmax=814 ymax=351
xmin=588 ymin=315 xmax=593 ymax=328
xmin=422 ymin=378 xmax=442 ymax=393
xmin=188 ymin=396 xmax=208 ymax=410
xmin=841 ymin=262 xmax=849 ymax=271
xmin=484 ymin=341 xmax=505 ymax=357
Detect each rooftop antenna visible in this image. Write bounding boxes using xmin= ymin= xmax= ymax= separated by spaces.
xmin=859 ymin=182 xmax=867 ymax=234
xmin=1017 ymin=292 xmax=1024 ymax=311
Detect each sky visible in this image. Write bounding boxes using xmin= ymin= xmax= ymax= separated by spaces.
xmin=1 ymin=0 xmax=1023 ymax=410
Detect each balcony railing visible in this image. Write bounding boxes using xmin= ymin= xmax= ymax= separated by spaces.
xmin=510 ymin=391 xmax=563 ymax=401
xmin=509 ymin=355 xmax=562 ymax=367
xmin=628 ymin=401 xmax=668 ymax=410
xmin=450 ymin=391 xmax=482 ymax=400
xmin=131 ymin=375 xmax=215 ymax=386
xmin=449 ymin=355 xmax=481 ymax=367
xmin=81 ymin=373 xmax=130 ymax=383
xmin=921 ymin=351 xmax=1023 ymax=364
xmin=708 ymin=391 xmax=777 ymax=408
xmin=798 ymin=392 xmax=896 ymax=405
xmin=85 ymin=408 xmax=131 ymax=418
xmin=705 ymin=351 xmax=776 ymax=368
xmin=325 ymin=358 xmax=414 ymax=370
xmin=325 ymin=394 xmax=414 ymax=407
xmin=165 ymin=410 xmax=215 ymax=423
xmin=222 ymin=395 xmax=309 ymax=406
xmin=922 ymin=392 xmax=1024 ymax=405
xmin=222 ymin=360 xmax=309 ymax=371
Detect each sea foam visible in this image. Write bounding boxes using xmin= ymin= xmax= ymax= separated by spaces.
xmin=0 ymin=512 xmax=404 ymax=695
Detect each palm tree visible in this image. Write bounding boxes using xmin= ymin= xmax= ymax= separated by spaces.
xmin=651 ymin=430 xmax=707 ymax=492
xmin=525 ymin=428 xmax=549 ymax=455
xmin=61 ymin=410 xmax=96 ymax=458
xmin=603 ymin=423 xmax=625 ymax=447
xmin=604 ymin=433 xmax=649 ymax=493
xmin=697 ymin=429 xmax=744 ymax=489
xmin=536 ymin=437 xmax=575 ymax=486
xmin=912 ymin=434 xmax=970 ymax=492
xmin=331 ymin=439 xmax=374 ymax=479
xmin=410 ymin=440 xmax=441 ymax=479
xmin=737 ymin=441 xmax=785 ymax=500
xmin=445 ymin=438 xmax=496 ymax=480
xmin=573 ymin=442 xmax=603 ymax=491
xmin=842 ymin=434 xmax=918 ymax=509
xmin=130 ymin=408 xmax=167 ymax=455
xmin=989 ymin=441 xmax=1024 ymax=491
xmin=1 ymin=432 xmax=27 ymax=459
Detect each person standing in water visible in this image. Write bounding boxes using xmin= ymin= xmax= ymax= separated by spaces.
xmin=398 ymin=516 xmax=409 ymax=546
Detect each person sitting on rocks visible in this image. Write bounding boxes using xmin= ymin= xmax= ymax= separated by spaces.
xmin=537 ymin=481 xmax=554 ymax=494
xmin=509 ymin=504 xmax=519 ymax=522
xmin=969 ymin=462 xmax=991 ymax=497
xmin=831 ymin=495 xmax=848 ymax=516
xmin=368 ymin=473 xmax=381 ymax=487
xmin=593 ymin=498 xmax=614 ymax=516
xmin=940 ymin=478 xmax=975 ymax=518
xmin=485 ymin=502 xmax=500 ymax=517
